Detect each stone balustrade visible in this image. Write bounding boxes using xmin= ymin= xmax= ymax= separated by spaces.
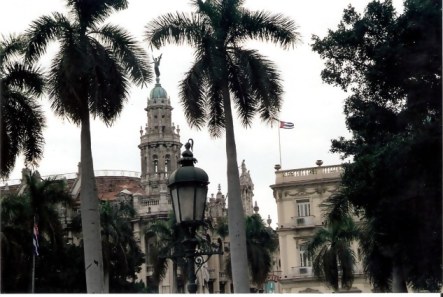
xmin=275 ymin=165 xmax=343 ymax=184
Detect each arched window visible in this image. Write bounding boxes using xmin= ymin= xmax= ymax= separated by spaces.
xmin=165 ymin=154 xmax=171 ymax=172
xmin=153 ymin=155 xmax=158 ymax=173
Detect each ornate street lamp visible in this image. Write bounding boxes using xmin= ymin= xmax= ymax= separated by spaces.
xmin=168 ymin=139 xmax=209 ymax=225
xmin=168 ymin=139 xmax=222 ymax=293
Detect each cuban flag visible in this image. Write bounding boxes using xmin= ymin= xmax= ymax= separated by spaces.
xmin=279 ymin=121 xmax=294 ymax=129
xmin=33 ymin=223 xmax=39 ymax=256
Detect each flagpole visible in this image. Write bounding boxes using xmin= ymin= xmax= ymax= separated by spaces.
xmin=31 ymin=253 xmax=35 ymax=293
xmin=31 ymin=215 xmax=36 ymax=293
xmin=273 ymin=117 xmax=282 ymax=167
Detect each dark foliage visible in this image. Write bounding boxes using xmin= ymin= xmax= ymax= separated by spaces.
xmin=312 ymin=0 xmax=441 ymax=291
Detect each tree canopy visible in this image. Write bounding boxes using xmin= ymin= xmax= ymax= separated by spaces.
xmin=0 ymin=35 xmax=45 ymax=178
xmin=312 ymin=0 xmax=441 ymax=292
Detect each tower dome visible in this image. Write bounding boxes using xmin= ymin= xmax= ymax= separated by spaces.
xmin=149 ymin=78 xmax=168 ymax=99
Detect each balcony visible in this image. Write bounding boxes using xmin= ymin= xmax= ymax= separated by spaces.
xmin=284 ymin=266 xmax=314 ymax=279
xmin=293 ymin=216 xmax=316 ymax=228
xmin=219 ymin=271 xmax=228 ymax=283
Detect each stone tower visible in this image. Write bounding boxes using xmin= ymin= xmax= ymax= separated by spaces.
xmin=138 ymin=70 xmax=182 ymax=204
xmin=239 ymin=160 xmax=254 ymax=216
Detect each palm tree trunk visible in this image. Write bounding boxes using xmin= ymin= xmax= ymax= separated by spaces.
xmin=103 ymin=270 xmax=109 ymax=293
xmin=103 ymin=236 xmax=110 ymax=293
xmin=80 ymin=112 xmax=104 ymax=293
xmin=221 ymin=84 xmax=250 ymax=293
xmin=172 ymin=260 xmax=178 ymax=293
xmin=392 ymin=261 xmax=407 ymax=292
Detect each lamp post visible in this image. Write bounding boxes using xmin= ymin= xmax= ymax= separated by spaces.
xmin=168 ymin=139 xmax=221 ymax=293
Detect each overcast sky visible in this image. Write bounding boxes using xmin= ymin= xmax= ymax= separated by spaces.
xmin=1 ymin=0 xmax=403 ymax=227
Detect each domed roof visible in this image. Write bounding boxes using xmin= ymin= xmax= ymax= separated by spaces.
xmin=149 ymin=78 xmax=168 ymax=100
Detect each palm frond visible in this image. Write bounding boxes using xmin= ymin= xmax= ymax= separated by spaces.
xmin=86 ymin=37 xmax=129 ymax=125
xmin=323 ymin=192 xmax=355 ymax=223
xmin=178 ymin=57 xmax=207 ymax=130
xmin=67 ymin=0 xmax=128 ymax=29
xmin=307 ymin=228 xmax=331 ymax=255
xmin=239 ymin=49 xmax=283 ymax=122
xmin=145 ymin=12 xmax=206 ymax=49
xmin=237 ymin=10 xmax=300 ymax=49
xmin=226 ymin=50 xmax=256 ymax=127
xmin=206 ymin=76 xmax=225 ymax=137
xmin=0 ymin=34 xmax=26 ymax=66
xmin=91 ymin=24 xmax=152 ymax=86
xmin=25 ymin=12 xmax=72 ymax=63
xmin=4 ymin=62 xmax=45 ymax=96
xmin=2 ymin=91 xmax=45 ymax=174
xmin=47 ymin=42 xmax=85 ymax=124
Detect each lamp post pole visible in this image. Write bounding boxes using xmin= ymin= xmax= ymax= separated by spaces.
xmin=184 ymin=226 xmax=198 ymax=293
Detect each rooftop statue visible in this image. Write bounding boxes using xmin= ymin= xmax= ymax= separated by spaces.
xmin=152 ymin=53 xmax=162 ymax=78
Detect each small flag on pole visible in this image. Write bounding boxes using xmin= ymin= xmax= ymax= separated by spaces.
xmin=33 ymin=222 xmax=39 ymax=256
xmin=279 ymin=121 xmax=294 ymax=129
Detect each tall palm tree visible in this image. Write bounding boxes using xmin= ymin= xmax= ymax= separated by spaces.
xmin=0 ymin=34 xmax=45 ymax=178
xmin=145 ymin=0 xmax=299 ymax=291
xmin=24 ymin=0 xmax=152 ymax=292
xmin=307 ymin=215 xmax=359 ymax=292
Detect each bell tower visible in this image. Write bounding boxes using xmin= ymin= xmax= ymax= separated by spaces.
xmin=139 ymin=59 xmax=182 ymax=197
xmin=240 ymin=160 xmax=254 ymax=216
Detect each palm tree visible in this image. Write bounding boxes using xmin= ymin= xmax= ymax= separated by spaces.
xmin=145 ymin=0 xmax=299 ymax=291
xmin=24 ymin=0 xmax=152 ymax=292
xmin=25 ymin=170 xmax=74 ymax=251
xmin=1 ymin=170 xmax=73 ymax=293
xmin=307 ymin=214 xmax=359 ymax=292
xmin=0 ymin=34 xmax=45 ymax=178
xmin=1 ymin=192 xmax=32 ymax=292
xmin=244 ymin=214 xmax=278 ymax=290
xmin=145 ymin=214 xmax=187 ymax=293
xmin=218 ymin=214 xmax=279 ymax=291
xmin=100 ymin=200 xmax=144 ymax=293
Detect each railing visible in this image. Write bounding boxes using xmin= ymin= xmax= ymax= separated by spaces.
xmin=286 ymin=265 xmax=363 ymax=279
xmin=219 ymin=271 xmax=228 ymax=282
xmin=293 ymin=216 xmax=316 ymax=228
xmin=288 ymin=266 xmax=314 ymax=279
xmin=141 ymin=198 xmax=160 ymax=206
xmin=0 ymin=169 xmax=141 ymax=187
xmin=275 ymin=165 xmax=343 ymax=184
xmin=94 ymin=170 xmax=140 ymax=178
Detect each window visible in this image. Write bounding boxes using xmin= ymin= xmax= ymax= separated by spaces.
xmin=153 ymin=155 xmax=158 ymax=173
xmin=299 ymin=244 xmax=312 ymax=267
xmin=164 ymin=154 xmax=171 ymax=172
xmin=297 ymin=199 xmax=310 ymax=217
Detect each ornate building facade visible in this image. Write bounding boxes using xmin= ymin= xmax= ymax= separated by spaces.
xmin=270 ymin=162 xmax=371 ymax=293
